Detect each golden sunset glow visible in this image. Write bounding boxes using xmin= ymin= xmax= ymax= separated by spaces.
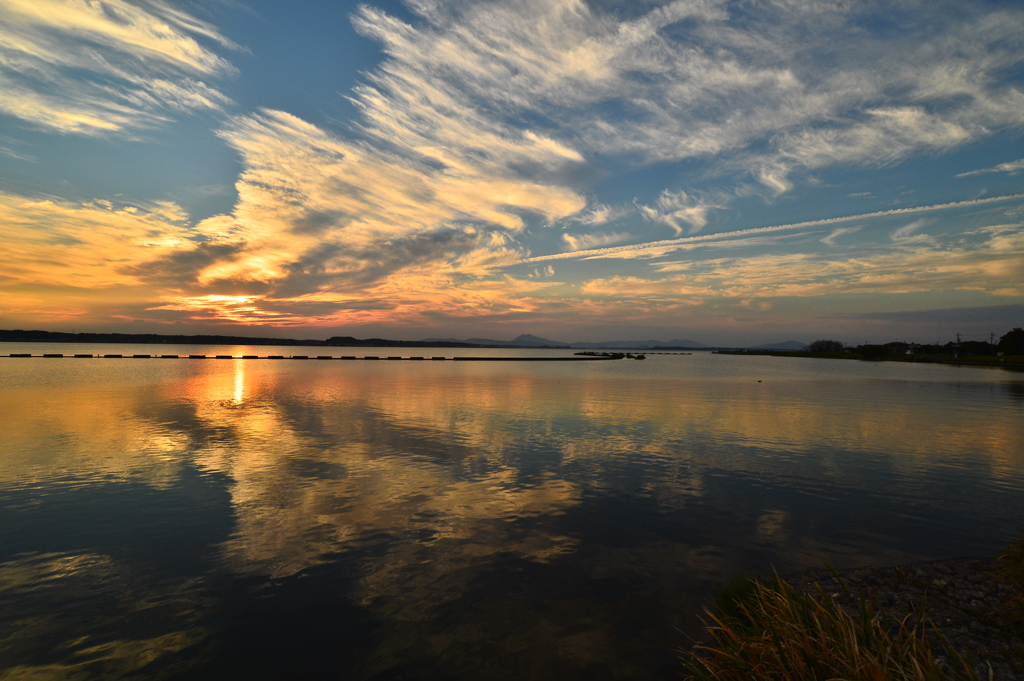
xmin=1 ymin=0 xmax=1021 ymax=343
xmin=3 ymin=5 xmax=1023 ymax=677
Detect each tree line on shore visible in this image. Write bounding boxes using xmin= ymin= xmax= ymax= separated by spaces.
xmin=808 ymin=327 xmax=1024 ymax=358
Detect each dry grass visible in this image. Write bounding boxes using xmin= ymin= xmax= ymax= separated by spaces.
xmin=684 ymin=575 xmax=980 ymax=681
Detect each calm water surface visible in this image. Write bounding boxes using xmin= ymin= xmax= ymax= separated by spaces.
xmin=2 ymin=344 xmax=1023 ymax=679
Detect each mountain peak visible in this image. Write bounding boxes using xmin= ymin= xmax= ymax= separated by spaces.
xmin=509 ymin=334 xmax=569 ymax=346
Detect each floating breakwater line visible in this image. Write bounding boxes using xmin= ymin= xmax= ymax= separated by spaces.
xmin=3 ymin=353 xmax=623 ymax=361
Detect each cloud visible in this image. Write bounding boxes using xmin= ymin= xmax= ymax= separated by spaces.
xmin=0 ymin=193 xmax=193 ymax=289
xmin=957 ymin=158 xmax=1024 ymax=178
xmin=527 ymin=265 xmax=555 ymax=279
xmin=189 ymin=108 xmax=587 ymax=303
xmin=349 ymin=0 xmax=1024 ymax=194
xmin=577 ymin=227 xmax=1024 ymax=306
xmin=519 ymin=193 xmax=1024 ymax=264
xmin=820 ymin=227 xmax=860 ymax=246
xmin=0 ymin=0 xmax=236 ymax=135
xmin=562 ymin=231 xmax=628 ymax=251
xmin=3 ymin=191 xmax=1021 ymax=332
xmin=6 ymin=0 xmax=1024 ymax=333
xmin=764 ymin=107 xmax=973 ymax=181
xmin=829 ymin=304 xmax=1024 ymax=326
xmin=564 ymin=203 xmax=630 ymax=226
xmin=0 ymin=83 xmax=587 ymax=327
xmin=637 ymin=189 xmax=723 ymax=235
xmin=890 ymin=219 xmax=928 ymax=242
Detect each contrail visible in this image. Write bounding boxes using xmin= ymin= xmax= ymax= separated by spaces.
xmin=956 ymin=159 xmax=1024 ymax=177
xmin=516 ymin=192 xmax=1024 ymax=265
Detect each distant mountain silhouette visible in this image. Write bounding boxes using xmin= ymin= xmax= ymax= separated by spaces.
xmin=4 ymin=328 xmax=715 ymax=350
xmin=569 ymin=338 xmax=708 ymax=349
xmin=459 ymin=334 xmax=570 ymax=347
xmin=750 ymin=340 xmax=808 ymax=350
xmin=420 ymin=334 xmax=709 ymax=349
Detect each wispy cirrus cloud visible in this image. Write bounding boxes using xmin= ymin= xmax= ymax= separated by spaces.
xmin=0 ymin=189 xmax=566 ymax=328
xmin=636 ymin=189 xmax=724 ymax=236
xmin=0 ymin=0 xmax=237 ymax=135
xmin=519 ymin=193 xmax=1024 ymax=264
xmin=192 ymin=108 xmax=585 ymax=298
xmin=957 ymin=158 xmax=1024 ymax=178
xmin=0 ymin=82 xmax=589 ymax=326
xmin=891 ymin=219 xmax=929 ymax=242
xmin=578 ymin=224 xmax=1024 ymax=305
xmin=0 ymin=193 xmax=193 ymax=289
xmin=563 ymin=204 xmax=631 ymax=227
xmin=352 ymin=0 xmax=1024 ymax=194
xmin=5 ymin=0 xmax=1024 ymax=335
xmin=562 ymin=231 xmax=628 ymax=252
xmin=820 ymin=227 xmax=860 ymax=247
xmin=2 ymin=190 xmax=1022 ymax=333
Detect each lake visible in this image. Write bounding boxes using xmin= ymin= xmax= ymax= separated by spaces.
xmin=1 ymin=344 xmax=1023 ymax=679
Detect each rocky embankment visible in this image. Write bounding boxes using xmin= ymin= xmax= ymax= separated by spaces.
xmin=792 ymin=557 xmax=1023 ymax=680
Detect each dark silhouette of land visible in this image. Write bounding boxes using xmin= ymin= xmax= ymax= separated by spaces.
xmin=5 ymin=328 xmax=1020 ymax=359
xmin=0 ymin=329 xmax=709 ymax=350
xmin=715 ymin=328 xmax=1024 ymax=369
xmin=0 ymin=329 xmax=489 ymax=348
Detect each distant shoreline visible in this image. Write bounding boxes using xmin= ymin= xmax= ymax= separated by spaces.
xmin=714 ymin=348 xmax=1024 ymax=370
xmin=0 ymin=329 xmax=712 ymax=351
xmin=0 ymin=329 xmax=550 ymax=349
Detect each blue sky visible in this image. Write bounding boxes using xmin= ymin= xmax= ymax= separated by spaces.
xmin=1 ymin=0 xmax=1022 ymax=345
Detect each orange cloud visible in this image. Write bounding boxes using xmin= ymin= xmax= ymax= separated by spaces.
xmin=2 ymin=185 xmax=1022 ymax=332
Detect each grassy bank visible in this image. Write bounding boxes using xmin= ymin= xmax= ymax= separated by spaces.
xmin=684 ymin=534 xmax=1024 ymax=680
xmin=685 ymin=576 xmax=979 ymax=680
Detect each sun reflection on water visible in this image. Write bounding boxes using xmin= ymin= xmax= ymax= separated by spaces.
xmin=233 ymin=359 xmax=245 ymax=405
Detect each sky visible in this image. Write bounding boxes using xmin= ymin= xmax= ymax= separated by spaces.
xmin=1 ymin=0 xmax=1023 ymax=346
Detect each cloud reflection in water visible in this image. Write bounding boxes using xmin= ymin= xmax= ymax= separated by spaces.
xmin=0 ymin=354 xmax=1022 ymax=678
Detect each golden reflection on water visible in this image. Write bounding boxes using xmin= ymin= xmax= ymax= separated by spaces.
xmin=0 ymin=551 xmax=208 ymax=680
xmin=233 ymin=359 xmax=244 ymax=405
xmin=2 ymin=360 xmax=1023 ymax=570
xmin=1 ymin=356 xmax=1023 ymax=678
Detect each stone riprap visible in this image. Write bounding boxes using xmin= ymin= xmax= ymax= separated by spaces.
xmin=791 ymin=558 xmax=1023 ymax=680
